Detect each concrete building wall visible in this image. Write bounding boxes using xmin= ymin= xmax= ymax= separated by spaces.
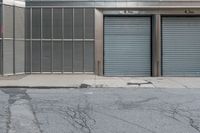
xmin=1 ymin=0 xmax=25 ymax=75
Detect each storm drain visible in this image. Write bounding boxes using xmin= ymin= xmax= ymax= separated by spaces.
xmin=127 ymin=81 xmax=153 ymax=87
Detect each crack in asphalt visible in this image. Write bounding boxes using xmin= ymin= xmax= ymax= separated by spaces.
xmin=114 ymin=94 xmax=200 ymax=133
xmin=5 ymin=104 xmax=11 ymax=133
xmin=35 ymin=97 xmax=96 ymax=133
xmin=155 ymin=101 xmax=200 ymax=133
xmin=62 ymin=105 xmax=96 ymax=133
xmin=93 ymin=109 xmax=157 ymax=133
xmin=1 ymin=88 xmax=43 ymax=133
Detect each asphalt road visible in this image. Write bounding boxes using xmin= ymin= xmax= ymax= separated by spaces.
xmin=0 ymin=87 xmax=200 ymax=133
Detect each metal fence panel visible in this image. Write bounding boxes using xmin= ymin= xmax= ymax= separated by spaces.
xmin=3 ymin=40 xmax=13 ymax=74
xmin=42 ymin=8 xmax=52 ymax=39
xmin=32 ymin=8 xmax=41 ymax=39
xmin=84 ymin=41 xmax=94 ymax=72
xmin=64 ymin=41 xmax=73 ymax=72
xmin=53 ymin=41 xmax=62 ymax=72
xmin=15 ymin=7 xmax=25 ymax=39
xmin=15 ymin=40 xmax=25 ymax=73
xmin=25 ymin=7 xmax=95 ymax=73
xmin=85 ymin=9 xmax=94 ymax=39
xmin=25 ymin=40 xmax=31 ymax=73
xmin=3 ymin=5 xmax=13 ymax=38
xmin=25 ymin=8 xmax=30 ymax=39
xmin=0 ymin=5 xmax=2 ymax=38
xmin=0 ymin=40 xmax=2 ymax=74
xmin=73 ymin=41 xmax=83 ymax=72
xmin=32 ymin=41 xmax=41 ymax=72
xmin=74 ymin=9 xmax=83 ymax=39
xmin=42 ymin=41 xmax=52 ymax=72
xmin=64 ymin=8 xmax=73 ymax=39
xmin=53 ymin=8 xmax=62 ymax=39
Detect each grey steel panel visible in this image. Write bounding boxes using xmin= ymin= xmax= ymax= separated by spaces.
xmin=0 ymin=5 xmax=2 ymax=38
xmin=73 ymin=41 xmax=83 ymax=72
xmin=84 ymin=41 xmax=94 ymax=72
xmin=104 ymin=17 xmax=151 ymax=76
xmin=25 ymin=40 xmax=30 ymax=72
xmin=3 ymin=39 xmax=13 ymax=74
xmin=63 ymin=41 xmax=73 ymax=72
xmin=3 ymin=5 xmax=13 ymax=38
xmin=42 ymin=8 xmax=52 ymax=39
xmin=15 ymin=7 xmax=24 ymax=39
xmin=25 ymin=8 xmax=30 ymax=39
xmin=15 ymin=40 xmax=25 ymax=73
xmin=74 ymin=9 xmax=83 ymax=39
xmin=25 ymin=1 xmax=200 ymax=8
xmin=53 ymin=8 xmax=62 ymax=39
xmin=42 ymin=41 xmax=51 ymax=72
xmin=53 ymin=41 xmax=62 ymax=72
xmin=162 ymin=17 xmax=200 ymax=76
xmin=64 ymin=8 xmax=73 ymax=39
xmin=0 ymin=40 xmax=2 ymax=74
xmin=32 ymin=41 xmax=41 ymax=72
xmin=32 ymin=8 xmax=41 ymax=39
xmin=85 ymin=8 xmax=94 ymax=39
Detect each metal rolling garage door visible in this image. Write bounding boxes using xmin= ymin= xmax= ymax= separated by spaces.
xmin=104 ymin=17 xmax=151 ymax=76
xmin=162 ymin=17 xmax=200 ymax=76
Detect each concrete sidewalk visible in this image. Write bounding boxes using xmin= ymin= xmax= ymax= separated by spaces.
xmin=0 ymin=74 xmax=200 ymax=88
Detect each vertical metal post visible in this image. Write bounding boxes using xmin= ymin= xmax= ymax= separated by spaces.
xmin=13 ymin=6 xmax=15 ymax=74
xmin=72 ymin=8 xmax=74 ymax=73
xmin=93 ymin=9 xmax=95 ymax=74
xmin=83 ymin=8 xmax=85 ymax=73
xmin=24 ymin=8 xmax=26 ymax=74
xmin=40 ymin=8 xmax=42 ymax=73
xmin=62 ymin=8 xmax=64 ymax=73
xmin=1 ymin=5 xmax=4 ymax=75
xmin=152 ymin=14 xmax=161 ymax=77
xmin=51 ymin=8 xmax=53 ymax=73
xmin=30 ymin=8 xmax=32 ymax=74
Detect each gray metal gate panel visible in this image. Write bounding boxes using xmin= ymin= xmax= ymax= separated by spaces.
xmin=32 ymin=41 xmax=41 ymax=72
xmin=84 ymin=41 xmax=94 ymax=72
xmin=73 ymin=41 xmax=84 ymax=72
xmin=42 ymin=8 xmax=52 ymax=39
xmin=104 ymin=17 xmax=151 ymax=76
xmin=32 ymin=8 xmax=41 ymax=39
xmin=64 ymin=8 xmax=73 ymax=39
xmin=0 ymin=41 xmax=2 ymax=75
xmin=3 ymin=40 xmax=13 ymax=75
xmin=15 ymin=40 xmax=25 ymax=73
xmin=25 ymin=41 xmax=31 ymax=73
xmin=3 ymin=5 xmax=13 ymax=38
xmin=15 ymin=7 xmax=25 ymax=39
xmin=85 ymin=9 xmax=94 ymax=39
xmin=53 ymin=41 xmax=62 ymax=72
xmin=25 ymin=8 xmax=30 ymax=39
xmin=162 ymin=17 xmax=200 ymax=76
xmin=74 ymin=9 xmax=83 ymax=39
xmin=53 ymin=9 xmax=62 ymax=39
xmin=64 ymin=41 xmax=73 ymax=72
xmin=42 ymin=41 xmax=51 ymax=72
xmin=26 ymin=7 xmax=94 ymax=74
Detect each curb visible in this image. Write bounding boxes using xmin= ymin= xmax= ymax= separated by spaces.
xmin=0 ymin=86 xmax=79 ymax=89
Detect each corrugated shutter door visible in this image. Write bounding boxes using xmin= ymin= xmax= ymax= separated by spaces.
xmin=104 ymin=17 xmax=151 ymax=76
xmin=162 ymin=17 xmax=200 ymax=76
